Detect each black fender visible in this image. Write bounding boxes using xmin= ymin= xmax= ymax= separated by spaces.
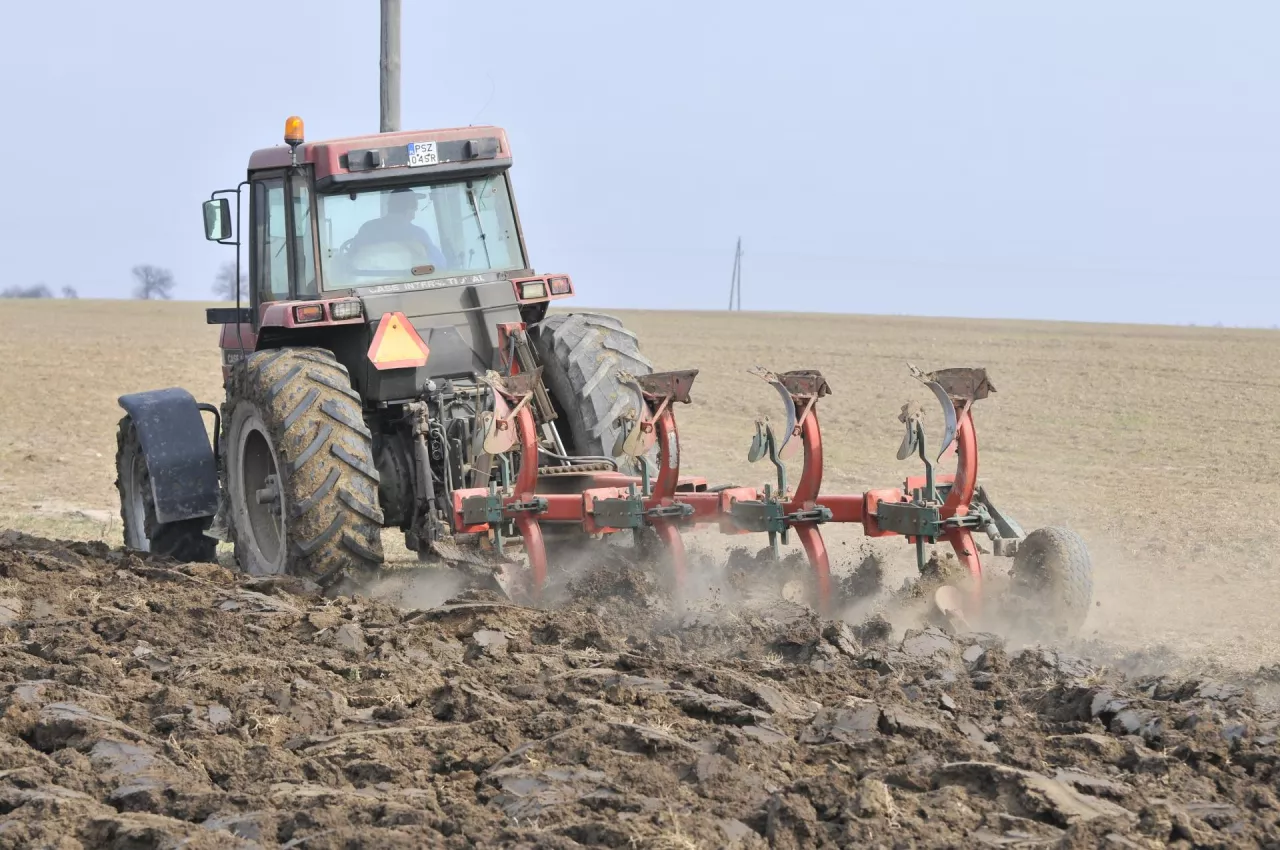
xmin=118 ymin=388 xmax=221 ymax=525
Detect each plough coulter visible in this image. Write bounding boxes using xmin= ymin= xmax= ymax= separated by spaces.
xmin=115 ymin=115 xmax=1092 ymax=636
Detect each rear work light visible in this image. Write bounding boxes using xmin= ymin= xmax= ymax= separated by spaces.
xmin=293 ymin=304 xmax=324 ymax=324
xmin=330 ymin=299 xmax=363 ymax=320
xmin=548 ymin=276 xmax=572 ymax=295
xmin=519 ymin=281 xmax=547 ymax=299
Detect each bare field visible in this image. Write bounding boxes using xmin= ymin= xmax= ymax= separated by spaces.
xmin=4 ymin=299 xmax=1280 ymax=847
xmin=1 ymin=299 xmax=1278 ymax=672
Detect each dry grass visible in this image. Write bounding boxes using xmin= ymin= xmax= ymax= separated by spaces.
xmin=1 ymin=298 xmax=1278 ymax=670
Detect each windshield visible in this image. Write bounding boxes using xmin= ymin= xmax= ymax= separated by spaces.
xmin=317 ymin=174 xmax=524 ymax=290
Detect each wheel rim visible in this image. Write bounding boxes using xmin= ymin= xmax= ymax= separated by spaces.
xmin=238 ymin=415 xmax=286 ymax=570
xmin=123 ymin=441 xmax=150 ymax=552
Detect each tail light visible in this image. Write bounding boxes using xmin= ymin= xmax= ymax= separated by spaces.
xmin=513 ymin=275 xmax=573 ymax=302
xmin=293 ymin=304 xmax=324 ymax=323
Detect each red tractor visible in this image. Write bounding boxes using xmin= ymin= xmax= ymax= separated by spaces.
xmin=115 ymin=117 xmax=657 ymax=590
xmin=115 ymin=117 xmax=1093 ymax=634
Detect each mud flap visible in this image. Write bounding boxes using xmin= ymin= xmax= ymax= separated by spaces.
xmin=118 ymin=388 xmax=220 ymax=525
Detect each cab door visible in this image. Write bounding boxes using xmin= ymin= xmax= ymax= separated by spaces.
xmin=249 ymin=171 xmax=288 ymax=317
xmin=248 ymin=168 xmax=319 ymax=323
xmin=219 ymin=169 xmax=320 ymax=379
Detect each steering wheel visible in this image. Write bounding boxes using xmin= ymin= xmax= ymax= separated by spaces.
xmin=333 ymin=238 xmax=431 ymax=282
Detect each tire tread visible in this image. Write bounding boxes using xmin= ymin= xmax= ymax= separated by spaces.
xmin=532 ymin=313 xmax=655 ymax=474
xmin=1012 ymin=526 xmax=1094 ymax=634
xmin=221 ymin=346 xmax=383 ymax=589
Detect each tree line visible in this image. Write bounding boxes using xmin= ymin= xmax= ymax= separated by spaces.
xmin=1 ymin=263 xmax=247 ymax=301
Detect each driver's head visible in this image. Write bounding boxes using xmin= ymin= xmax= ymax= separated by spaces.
xmin=387 ymin=189 xmax=422 ymax=219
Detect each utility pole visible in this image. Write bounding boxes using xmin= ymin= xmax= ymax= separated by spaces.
xmin=380 ymin=0 xmax=401 ymax=133
xmin=727 ymin=237 xmax=743 ymax=311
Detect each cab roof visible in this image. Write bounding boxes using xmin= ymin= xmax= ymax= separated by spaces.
xmin=247 ymin=125 xmax=512 ymax=188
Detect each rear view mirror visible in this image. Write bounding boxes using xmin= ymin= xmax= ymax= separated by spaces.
xmin=203 ymin=198 xmax=232 ymax=241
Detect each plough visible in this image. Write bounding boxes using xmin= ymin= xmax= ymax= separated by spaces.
xmin=450 ymin=363 xmax=1094 ymax=633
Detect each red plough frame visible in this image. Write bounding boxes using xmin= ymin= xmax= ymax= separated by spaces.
xmin=451 ymin=354 xmax=999 ymax=617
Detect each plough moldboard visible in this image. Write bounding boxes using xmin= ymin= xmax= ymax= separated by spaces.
xmin=450 ymin=363 xmax=1091 ymax=632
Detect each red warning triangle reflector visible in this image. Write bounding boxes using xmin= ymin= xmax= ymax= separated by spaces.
xmin=367 ymin=311 xmax=430 ymax=370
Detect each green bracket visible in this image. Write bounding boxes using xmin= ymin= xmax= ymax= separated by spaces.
xmin=731 ymin=497 xmax=787 ymax=535
xmin=875 ymin=501 xmax=942 ymax=539
xmin=460 ymin=451 xmax=547 ymax=557
xmin=506 ymin=497 xmax=548 ymax=515
xmin=592 ymin=496 xmax=645 ymax=529
xmin=789 ymin=505 xmax=834 ymax=525
xmin=738 ymin=414 xmax=836 ymax=558
xmin=647 ymin=502 xmax=694 ymax=520
xmin=461 ymin=493 xmax=505 ymax=527
xmin=731 ymin=490 xmax=833 ymax=559
xmin=591 ymin=476 xmax=695 ymax=531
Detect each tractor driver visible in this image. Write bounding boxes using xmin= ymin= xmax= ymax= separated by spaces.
xmin=349 ymin=187 xmax=448 ymax=271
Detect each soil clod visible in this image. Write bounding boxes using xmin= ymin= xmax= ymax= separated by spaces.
xmin=1 ymin=533 xmax=1278 ymax=847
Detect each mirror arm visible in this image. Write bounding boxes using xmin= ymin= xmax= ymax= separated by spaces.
xmin=208 ymin=187 xmax=243 ymax=246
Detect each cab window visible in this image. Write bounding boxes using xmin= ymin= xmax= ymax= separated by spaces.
xmin=252 ymin=176 xmax=289 ymax=302
xmin=252 ymin=172 xmax=318 ymax=301
xmin=291 ymin=177 xmax=318 ymax=297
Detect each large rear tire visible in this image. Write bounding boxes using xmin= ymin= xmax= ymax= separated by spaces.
xmin=532 ymin=312 xmax=659 ymax=572
xmin=114 ymin=417 xmax=217 ymax=562
xmin=533 ymin=312 xmax=655 ymax=476
xmin=222 ymin=347 xmax=384 ymax=592
xmin=1010 ymin=526 xmax=1093 ymax=636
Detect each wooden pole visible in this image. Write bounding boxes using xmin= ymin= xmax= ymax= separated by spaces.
xmin=380 ymin=0 xmax=401 ymax=133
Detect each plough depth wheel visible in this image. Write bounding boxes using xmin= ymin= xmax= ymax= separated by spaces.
xmin=1010 ymin=526 xmax=1094 ymax=635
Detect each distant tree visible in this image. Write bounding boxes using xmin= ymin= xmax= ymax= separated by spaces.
xmin=213 ymin=261 xmax=247 ymax=301
xmin=61 ymin=286 xmax=78 ymax=299
xmin=1 ymin=283 xmax=53 ymax=298
xmin=132 ymin=265 xmax=174 ymax=300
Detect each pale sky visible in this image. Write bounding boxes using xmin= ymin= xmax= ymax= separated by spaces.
xmin=3 ymin=1 xmax=1276 ymax=325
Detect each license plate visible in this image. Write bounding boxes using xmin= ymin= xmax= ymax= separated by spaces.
xmin=407 ymin=141 xmax=439 ymax=167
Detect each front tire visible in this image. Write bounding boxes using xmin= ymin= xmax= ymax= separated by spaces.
xmin=222 ymin=347 xmax=384 ymax=592
xmin=114 ymin=417 xmax=216 ymax=562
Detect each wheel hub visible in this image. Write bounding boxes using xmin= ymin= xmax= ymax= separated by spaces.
xmin=239 ymin=420 xmax=286 ymax=571
xmin=125 ymin=446 xmax=150 ymax=551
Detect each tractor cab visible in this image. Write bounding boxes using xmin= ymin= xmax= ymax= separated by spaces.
xmin=201 ymin=117 xmax=575 ymax=396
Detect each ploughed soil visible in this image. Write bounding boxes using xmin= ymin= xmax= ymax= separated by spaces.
xmin=2 ymin=532 xmax=1279 ymax=849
